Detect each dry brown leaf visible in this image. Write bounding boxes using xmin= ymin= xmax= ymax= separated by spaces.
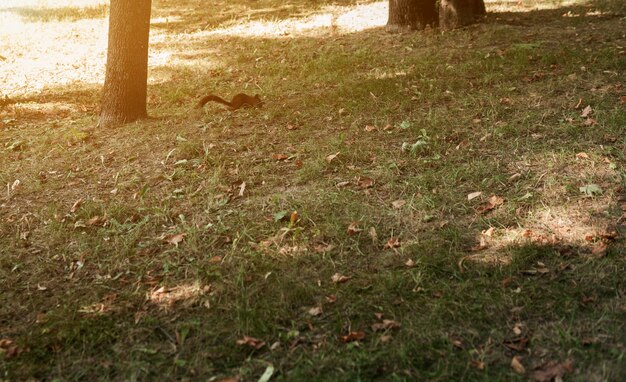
xmin=357 ymin=176 xmax=375 ymax=189
xmin=336 ymin=181 xmax=350 ymax=188
xmin=482 ymin=227 xmax=495 ymax=237
xmin=308 ymin=306 xmax=323 ymax=316
xmin=294 ymin=160 xmax=303 ymax=169
xmin=383 ymin=124 xmax=393 ymax=131
xmin=325 ymin=152 xmax=340 ymax=163
xmin=391 ymin=199 xmax=406 ymax=209
xmin=476 ymin=195 xmax=504 ymax=213
xmin=347 ymin=222 xmax=362 ymax=235
xmin=364 ymin=125 xmax=376 ymax=132
xmin=620 ymin=95 xmax=626 ymax=104
xmin=405 ymin=259 xmax=416 ymax=268
xmin=467 ymin=191 xmax=482 ymax=201
xmin=471 ymin=359 xmax=485 ymax=370
xmin=509 ymin=173 xmax=522 ymax=182
xmin=325 ymin=295 xmax=337 ymax=303
xmin=331 ymin=273 xmax=352 ymax=284
xmin=531 ymin=359 xmax=574 ymax=382
xmin=371 ymin=319 xmax=401 ymax=332
xmin=219 ymin=377 xmax=240 ymax=382
xmin=584 ymin=118 xmax=596 ymax=126
xmin=340 ymin=331 xmax=365 ymax=343
xmin=591 ymin=242 xmax=607 ymax=257
xmin=576 ymin=152 xmax=589 ymax=159
xmin=70 ymin=198 xmax=83 ymax=213
xmin=384 ymin=236 xmax=401 ymax=249
xmin=511 ymin=356 xmax=526 ymax=374
xmin=272 ymin=153 xmax=288 ymax=161
xmin=581 ymin=105 xmax=592 ymax=117
xmin=208 ymin=255 xmax=222 ymax=263
xmin=290 ymin=211 xmax=298 ymax=225
xmin=86 ymin=216 xmax=107 ymax=227
xmin=164 ymin=232 xmax=186 ymax=246
xmin=0 ymin=339 xmax=14 ymax=348
xmin=236 ymin=336 xmax=265 ymax=350
xmin=380 ymin=334 xmax=393 ymax=343
xmin=314 ymin=243 xmax=335 ymax=253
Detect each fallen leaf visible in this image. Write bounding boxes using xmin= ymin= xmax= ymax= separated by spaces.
xmin=336 ymin=181 xmax=350 ymax=188
xmin=531 ymin=359 xmax=574 ymax=382
xmin=384 ymin=236 xmax=401 ymax=249
xmin=575 ymin=152 xmax=589 ymax=159
xmin=238 ymin=181 xmax=246 ymax=197
xmin=290 ymin=211 xmax=298 ymax=225
xmin=508 ymin=173 xmax=522 ymax=182
xmin=294 ymin=160 xmax=303 ymax=168
xmin=368 ymin=227 xmax=378 ymax=244
xmin=583 ymin=118 xmax=596 ymax=126
xmin=405 ymin=259 xmax=416 ymax=267
xmin=482 ymin=227 xmax=495 ymax=237
xmin=383 ymin=124 xmax=393 ymax=131
xmin=208 ymin=255 xmax=222 ymax=263
xmin=371 ymin=319 xmax=401 ymax=332
xmin=286 ymin=124 xmax=299 ymax=130
xmin=0 ymin=339 xmax=14 ymax=348
xmin=467 ymin=191 xmax=482 ymax=201
xmin=70 ymin=198 xmax=83 ymax=213
xmin=340 ymin=331 xmax=365 ymax=343
xmin=471 ymin=359 xmax=485 ymax=370
xmin=391 ymin=199 xmax=406 ymax=209
xmin=347 ymin=222 xmax=362 ymax=235
xmin=325 ymin=295 xmax=337 ymax=303
xmin=308 ymin=306 xmax=323 ymax=316
xmin=314 ymin=243 xmax=335 ymax=253
xmin=579 ymin=184 xmax=603 ymax=197
xmin=374 ymin=312 xmax=384 ymax=320
xmin=331 ymin=273 xmax=352 ymax=284
xmin=164 ymin=232 xmax=186 ymax=246
xmin=380 ymin=334 xmax=393 ymax=343
xmin=476 ymin=195 xmax=504 ymax=213
xmin=272 ymin=153 xmax=288 ymax=161
xmin=620 ymin=95 xmax=626 ymax=104
xmin=511 ymin=356 xmax=526 ymax=374
xmin=325 ymin=152 xmax=340 ymax=163
xmin=513 ymin=323 xmax=523 ymax=336
xmin=258 ymin=364 xmax=275 ymax=382
xmin=357 ymin=176 xmax=375 ymax=189
xmin=236 ymin=336 xmax=265 ymax=350
xmin=591 ymin=242 xmax=607 ymax=257
xmin=364 ymin=125 xmax=376 ymax=132
xmin=86 ymin=215 xmax=107 ymax=227
xmin=581 ymin=105 xmax=592 ymax=117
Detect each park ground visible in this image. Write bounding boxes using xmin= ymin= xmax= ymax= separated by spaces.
xmin=0 ymin=0 xmax=625 ymax=380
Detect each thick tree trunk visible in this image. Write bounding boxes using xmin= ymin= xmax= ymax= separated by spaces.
xmin=439 ymin=0 xmax=486 ymax=30
xmin=100 ymin=0 xmax=152 ymax=128
xmin=386 ymin=0 xmax=437 ymax=32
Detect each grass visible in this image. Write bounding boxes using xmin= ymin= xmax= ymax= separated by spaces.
xmin=1 ymin=0 xmax=625 ymax=380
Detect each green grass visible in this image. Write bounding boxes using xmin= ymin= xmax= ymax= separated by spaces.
xmin=1 ymin=0 xmax=625 ymax=380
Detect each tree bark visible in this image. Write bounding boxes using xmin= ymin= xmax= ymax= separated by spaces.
xmin=100 ymin=0 xmax=152 ymax=127
xmin=386 ymin=0 xmax=437 ymax=32
xmin=439 ymin=0 xmax=486 ymax=30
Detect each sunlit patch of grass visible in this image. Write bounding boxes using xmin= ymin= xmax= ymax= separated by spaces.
xmin=6 ymin=4 xmax=108 ymax=23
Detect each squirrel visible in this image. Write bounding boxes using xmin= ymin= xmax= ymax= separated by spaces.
xmin=197 ymin=93 xmax=263 ymax=110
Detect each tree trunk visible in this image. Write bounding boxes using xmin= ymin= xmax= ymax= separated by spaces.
xmin=439 ymin=0 xmax=486 ymax=30
xmin=100 ymin=0 xmax=152 ymax=128
xmin=386 ymin=0 xmax=437 ymax=32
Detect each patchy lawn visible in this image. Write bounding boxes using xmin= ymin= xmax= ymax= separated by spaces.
xmin=1 ymin=0 xmax=625 ymax=380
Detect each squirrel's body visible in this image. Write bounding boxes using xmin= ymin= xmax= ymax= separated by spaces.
xmin=197 ymin=93 xmax=262 ymax=110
